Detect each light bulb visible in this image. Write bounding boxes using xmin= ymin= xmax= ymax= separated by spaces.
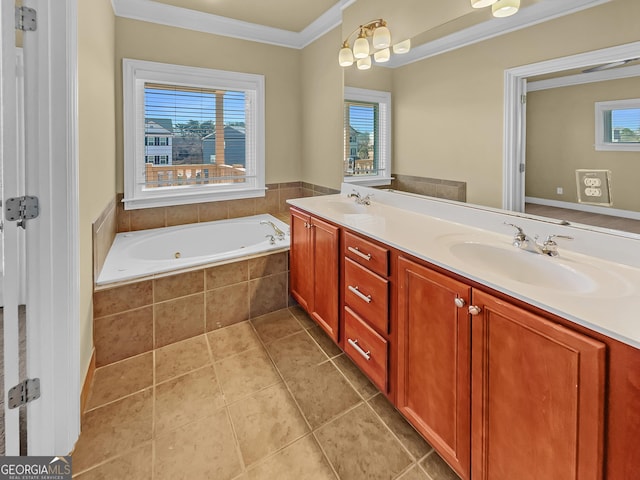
xmin=374 ymin=48 xmax=390 ymax=63
xmin=392 ymin=39 xmax=411 ymax=54
xmin=357 ymin=56 xmax=372 ymax=70
xmin=353 ymin=32 xmax=370 ymax=59
xmin=372 ymin=25 xmax=391 ymax=49
xmin=338 ymin=46 xmax=354 ymax=67
xmin=471 ymin=0 xmax=498 ymax=8
xmin=492 ymin=0 xmax=519 ymax=17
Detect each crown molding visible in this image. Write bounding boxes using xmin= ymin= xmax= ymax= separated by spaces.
xmin=385 ymin=0 xmax=611 ymax=68
xmin=111 ymin=0 xmax=355 ymax=49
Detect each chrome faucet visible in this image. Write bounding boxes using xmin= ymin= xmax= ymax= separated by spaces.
xmin=504 ymin=223 xmax=573 ymax=256
xmin=347 ymin=190 xmax=373 ymax=205
xmin=260 ymin=220 xmax=286 ymax=241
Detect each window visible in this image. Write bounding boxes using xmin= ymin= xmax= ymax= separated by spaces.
xmin=343 ymin=87 xmax=391 ymax=186
xmin=123 ymin=59 xmax=265 ymax=210
xmin=595 ymin=98 xmax=640 ymax=151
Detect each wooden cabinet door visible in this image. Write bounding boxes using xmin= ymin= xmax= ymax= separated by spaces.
xmin=397 ymin=257 xmax=472 ymax=480
xmin=289 ymin=208 xmax=312 ymax=312
xmin=311 ymin=216 xmax=340 ymax=341
xmin=471 ymin=290 xmax=605 ymax=480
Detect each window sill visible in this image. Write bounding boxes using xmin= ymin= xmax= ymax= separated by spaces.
xmin=343 ymin=176 xmax=393 ymax=187
xmin=123 ymin=187 xmax=266 ymax=210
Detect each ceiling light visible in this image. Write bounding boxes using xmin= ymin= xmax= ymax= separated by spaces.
xmin=339 ymin=19 xmax=409 ymax=70
xmin=492 ymin=0 xmax=520 ymax=17
xmin=471 ymin=0 xmax=498 ymax=8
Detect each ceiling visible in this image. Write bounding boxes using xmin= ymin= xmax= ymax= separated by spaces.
xmin=151 ymin=0 xmax=337 ymax=32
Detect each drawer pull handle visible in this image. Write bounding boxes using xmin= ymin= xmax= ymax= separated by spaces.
xmin=348 ymin=246 xmax=372 ymax=261
xmin=348 ymin=285 xmax=372 ymax=303
xmin=348 ymin=338 xmax=371 ymax=361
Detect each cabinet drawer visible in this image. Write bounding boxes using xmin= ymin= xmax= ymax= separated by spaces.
xmin=344 ymin=258 xmax=389 ymax=334
xmin=344 ymin=231 xmax=389 ymax=277
xmin=344 ymin=306 xmax=388 ymax=393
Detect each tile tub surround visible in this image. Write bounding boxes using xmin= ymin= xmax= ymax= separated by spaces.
xmin=75 ymin=306 xmax=461 ymax=480
xmin=378 ymin=174 xmax=467 ymax=203
xmin=92 ymin=198 xmax=118 ymax=281
xmin=92 ymin=251 xmax=289 ymax=367
xmin=115 ymin=182 xmax=336 ymax=234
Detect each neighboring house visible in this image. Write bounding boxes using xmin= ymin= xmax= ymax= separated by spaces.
xmin=202 ymin=125 xmax=246 ymax=166
xmin=145 ymin=118 xmax=173 ymax=165
xmin=347 ymin=125 xmax=371 ymax=159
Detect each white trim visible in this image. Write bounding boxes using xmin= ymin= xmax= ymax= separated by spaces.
xmin=503 ymin=41 xmax=640 ymax=212
xmin=123 ymin=59 xmax=265 ymax=210
xmin=527 ymin=64 xmax=640 ymax=92
xmin=526 ymin=196 xmax=640 ymax=221
xmin=344 ymin=87 xmax=392 ymax=185
xmin=385 ymin=0 xmax=610 ymax=68
xmin=112 ymin=0 xmax=355 ymax=49
xmin=22 ymin=0 xmax=80 ymax=455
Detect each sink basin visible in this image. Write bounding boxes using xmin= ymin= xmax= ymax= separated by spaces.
xmin=448 ymin=242 xmax=597 ymax=293
xmin=326 ymin=201 xmax=370 ymax=215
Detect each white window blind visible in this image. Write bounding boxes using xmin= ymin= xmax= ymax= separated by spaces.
xmin=123 ymin=59 xmax=265 ymax=210
xmin=595 ymin=99 xmax=640 ymax=152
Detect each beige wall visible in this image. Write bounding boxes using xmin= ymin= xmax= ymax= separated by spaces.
xmin=78 ymin=0 xmax=116 ymax=375
xmin=300 ymin=27 xmax=344 ymax=189
xmin=344 ymin=66 xmax=393 ymax=92
xmin=114 ymin=18 xmax=303 ymax=191
xmin=392 ymin=0 xmax=640 ymax=208
xmin=526 ymin=77 xmax=640 ymax=211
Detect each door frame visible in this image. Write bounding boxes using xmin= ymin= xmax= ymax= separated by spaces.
xmin=502 ymin=40 xmax=640 ymax=212
xmin=21 ymin=0 xmax=80 ymax=454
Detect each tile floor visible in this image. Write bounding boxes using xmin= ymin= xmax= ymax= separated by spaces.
xmin=72 ymin=306 xmax=462 ymax=480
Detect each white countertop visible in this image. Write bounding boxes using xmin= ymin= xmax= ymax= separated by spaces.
xmin=288 ymin=185 xmax=640 ymax=349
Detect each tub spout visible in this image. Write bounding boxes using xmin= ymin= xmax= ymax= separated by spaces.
xmin=260 ymin=220 xmax=286 ymax=241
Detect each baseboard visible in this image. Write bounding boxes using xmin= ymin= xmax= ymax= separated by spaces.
xmin=80 ymin=349 xmax=96 ymax=417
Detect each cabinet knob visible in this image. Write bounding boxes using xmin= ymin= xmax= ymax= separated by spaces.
xmin=468 ymin=305 xmax=482 ymax=316
xmin=454 ymin=298 xmax=466 ymax=308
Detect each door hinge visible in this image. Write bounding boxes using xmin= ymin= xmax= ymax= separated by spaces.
xmin=15 ymin=6 xmax=37 ymax=32
xmin=520 ymin=94 xmax=527 ymax=104
xmin=5 ymin=196 xmax=39 ymax=229
xmin=8 ymin=378 xmax=41 ymax=409
xmin=519 ymin=163 xmax=526 ymax=173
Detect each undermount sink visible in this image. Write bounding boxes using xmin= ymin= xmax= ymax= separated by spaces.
xmin=448 ymin=242 xmax=598 ymax=294
xmin=326 ymin=201 xmax=370 ymax=215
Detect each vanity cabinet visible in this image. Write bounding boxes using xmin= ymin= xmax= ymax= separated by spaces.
xmin=397 ymin=256 xmax=472 ymax=479
xmin=343 ymin=231 xmax=391 ymax=393
xmin=470 ymin=289 xmax=605 ymax=480
xmin=289 ymin=207 xmax=340 ymax=341
xmin=397 ymin=254 xmax=605 ymax=480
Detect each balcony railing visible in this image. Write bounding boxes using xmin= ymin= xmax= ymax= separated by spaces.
xmin=144 ymin=163 xmax=246 ymax=188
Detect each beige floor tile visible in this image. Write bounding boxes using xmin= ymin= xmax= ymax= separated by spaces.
xmin=86 ymin=352 xmax=153 ymax=411
xmin=315 ymin=403 xmax=412 ymax=480
xmin=308 ymin=325 xmax=343 ymax=358
xmin=333 ymin=354 xmax=379 ymax=399
xmin=266 ymin=331 xmax=328 ymax=379
xmin=420 ymin=452 xmax=461 ymax=480
xmin=154 ymin=366 xmax=224 ymax=435
xmin=72 ymin=389 xmax=153 ymax=473
xmin=155 ymin=335 xmax=210 ymax=384
xmin=368 ymin=394 xmax=432 ymax=460
xmin=73 ymin=442 xmax=152 ymax=479
xmin=286 ymin=362 xmax=361 ymax=429
xmin=228 ymin=383 xmax=309 ymax=466
xmin=207 ymin=322 xmax=262 ymax=361
xmin=289 ymin=306 xmax=316 ymax=329
xmin=251 ymin=309 xmax=303 ymax=344
xmin=245 ymin=435 xmax=336 ymax=480
xmin=216 ymin=347 xmax=281 ymax=404
xmin=154 ymin=410 xmax=242 ymax=480
xmin=395 ymin=465 xmax=430 ymax=480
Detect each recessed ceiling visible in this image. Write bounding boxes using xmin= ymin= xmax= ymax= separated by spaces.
xmin=150 ymin=0 xmax=338 ymax=32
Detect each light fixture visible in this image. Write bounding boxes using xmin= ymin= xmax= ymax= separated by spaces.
xmin=491 ymin=0 xmax=520 ymax=17
xmin=338 ymin=19 xmax=410 ymax=69
xmin=470 ymin=0 xmax=519 ymax=17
